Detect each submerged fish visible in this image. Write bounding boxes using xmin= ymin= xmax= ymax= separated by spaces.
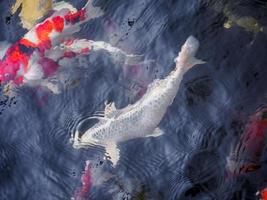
xmin=260 ymin=188 xmax=267 ymax=200
xmin=72 ymin=36 xmax=205 ymax=165
xmin=73 ymin=158 xmax=113 ymax=200
xmin=10 ymin=0 xmax=53 ymax=30
xmin=1 ymin=0 xmax=142 ymax=96
xmin=211 ymin=1 xmax=264 ymax=35
xmin=227 ymin=107 xmax=267 ymax=175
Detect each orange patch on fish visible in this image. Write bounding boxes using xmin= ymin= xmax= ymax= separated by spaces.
xmin=74 ymin=162 xmax=92 ymax=199
xmin=36 ymin=20 xmax=54 ymax=43
xmin=19 ymin=38 xmax=37 ymax=48
xmin=7 ymin=45 xmax=29 ymax=71
xmin=13 ymin=76 xmax=24 ymax=85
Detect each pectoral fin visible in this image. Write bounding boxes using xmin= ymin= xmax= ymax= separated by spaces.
xmin=105 ymin=142 xmax=120 ymax=166
xmin=146 ymin=127 xmax=164 ymax=138
xmin=104 ymin=101 xmax=117 ymax=117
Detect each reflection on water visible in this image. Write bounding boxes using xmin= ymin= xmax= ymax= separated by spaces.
xmin=1 ymin=0 xmax=267 ymax=199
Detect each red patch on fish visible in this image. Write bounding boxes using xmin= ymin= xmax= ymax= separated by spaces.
xmin=63 ymin=39 xmax=75 ymax=46
xmin=81 ymin=47 xmax=90 ymax=54
xmin=38 ymin=41 xmax=52 ymax=53
xmin=38 ymin=57 xmax=59 ymax=77
xmin=75 ymin=162 xmax=91 ymax=200
xmin=239 ymin=111 xmax=267 ymax=157
xmin=64 ymin=51 xmax=76 ymax=58
xmin=80 ymin=166 xmax=91 ymax=196
xmin=13 ymin=76 xmax=24 ymax=85
xmin=261 ymin=188 xmax=267 ymax=200
xmin=64 ymin=9 xmax=86 ymax=24
xmin=52 ymin=16 xmax=65 ymax=32
xmin=0 ymin=44 xmax=30 ymax=83
xmin=137 ymin=87 xmax=147 ymax=97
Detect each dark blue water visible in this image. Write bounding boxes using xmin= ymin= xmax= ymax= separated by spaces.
xmin=1 ymin=0 xmax=267 ymax=199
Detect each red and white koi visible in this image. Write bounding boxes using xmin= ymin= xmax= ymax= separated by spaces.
xmin=73 ymin=159 xmax=113 ymax=200
xmin=1 ymin=0 xmax=142 ymax=95
xmin=226 ymin=107 xmax=267 ymax=175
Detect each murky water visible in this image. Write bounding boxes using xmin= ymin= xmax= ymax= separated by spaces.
xmin=1 ymin=0 xmax=267 ymax=199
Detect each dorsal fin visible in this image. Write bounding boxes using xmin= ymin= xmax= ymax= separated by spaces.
xmin=53 ymin=1 xmax=77 ymax=12
xmin=104 ymin=101 xmax=117 ymax=117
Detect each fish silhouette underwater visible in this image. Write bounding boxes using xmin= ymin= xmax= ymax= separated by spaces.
xmin=73 ymin=158 xmax=114 ymax=200
xmin=0 ymin=0 xmax=142 ymax=96
xmin=72 ymin=36 xmax=205 ymax=166
xmin=227 ymin=107 xmax=267 ymax=175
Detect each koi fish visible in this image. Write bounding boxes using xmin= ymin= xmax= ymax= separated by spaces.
xmin=71 ymin=36 xmax=205 ymax=166
xmin=1 ymin=0 xmax=142 ymax=95
xmin=260 ymin=188 xmax=267 ymax=200
xmin=10 ymin=0 xmax=53 ymax=30
xmin=73 ymin=158 xmax=113 ymax=200
xmin=226 ymin=107 xmax=267 ymax=175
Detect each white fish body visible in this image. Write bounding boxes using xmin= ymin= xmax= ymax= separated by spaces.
xmin=73 ymin=36 xmax=205 ymax=166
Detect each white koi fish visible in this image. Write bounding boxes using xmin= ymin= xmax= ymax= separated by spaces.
xmin=72 ymin=36 xmax=205 ymax=166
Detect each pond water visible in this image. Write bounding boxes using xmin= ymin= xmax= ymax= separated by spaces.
xmin=1 ymin=0 xmax=267 ymax=199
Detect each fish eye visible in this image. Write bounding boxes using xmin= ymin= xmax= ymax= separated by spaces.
xmin=99 ymin=161 xmax=103 ymax=165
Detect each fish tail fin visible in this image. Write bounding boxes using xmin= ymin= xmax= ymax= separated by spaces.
xmin=105 ymin=142 xmax=120 ymax=166
xmin=89 ymin=40 xmax=144 ymax=65
xmin=83 ymin=0 xmax=104 ymax=20
xmin=174 ymin=35 xmax=205 ymax=70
